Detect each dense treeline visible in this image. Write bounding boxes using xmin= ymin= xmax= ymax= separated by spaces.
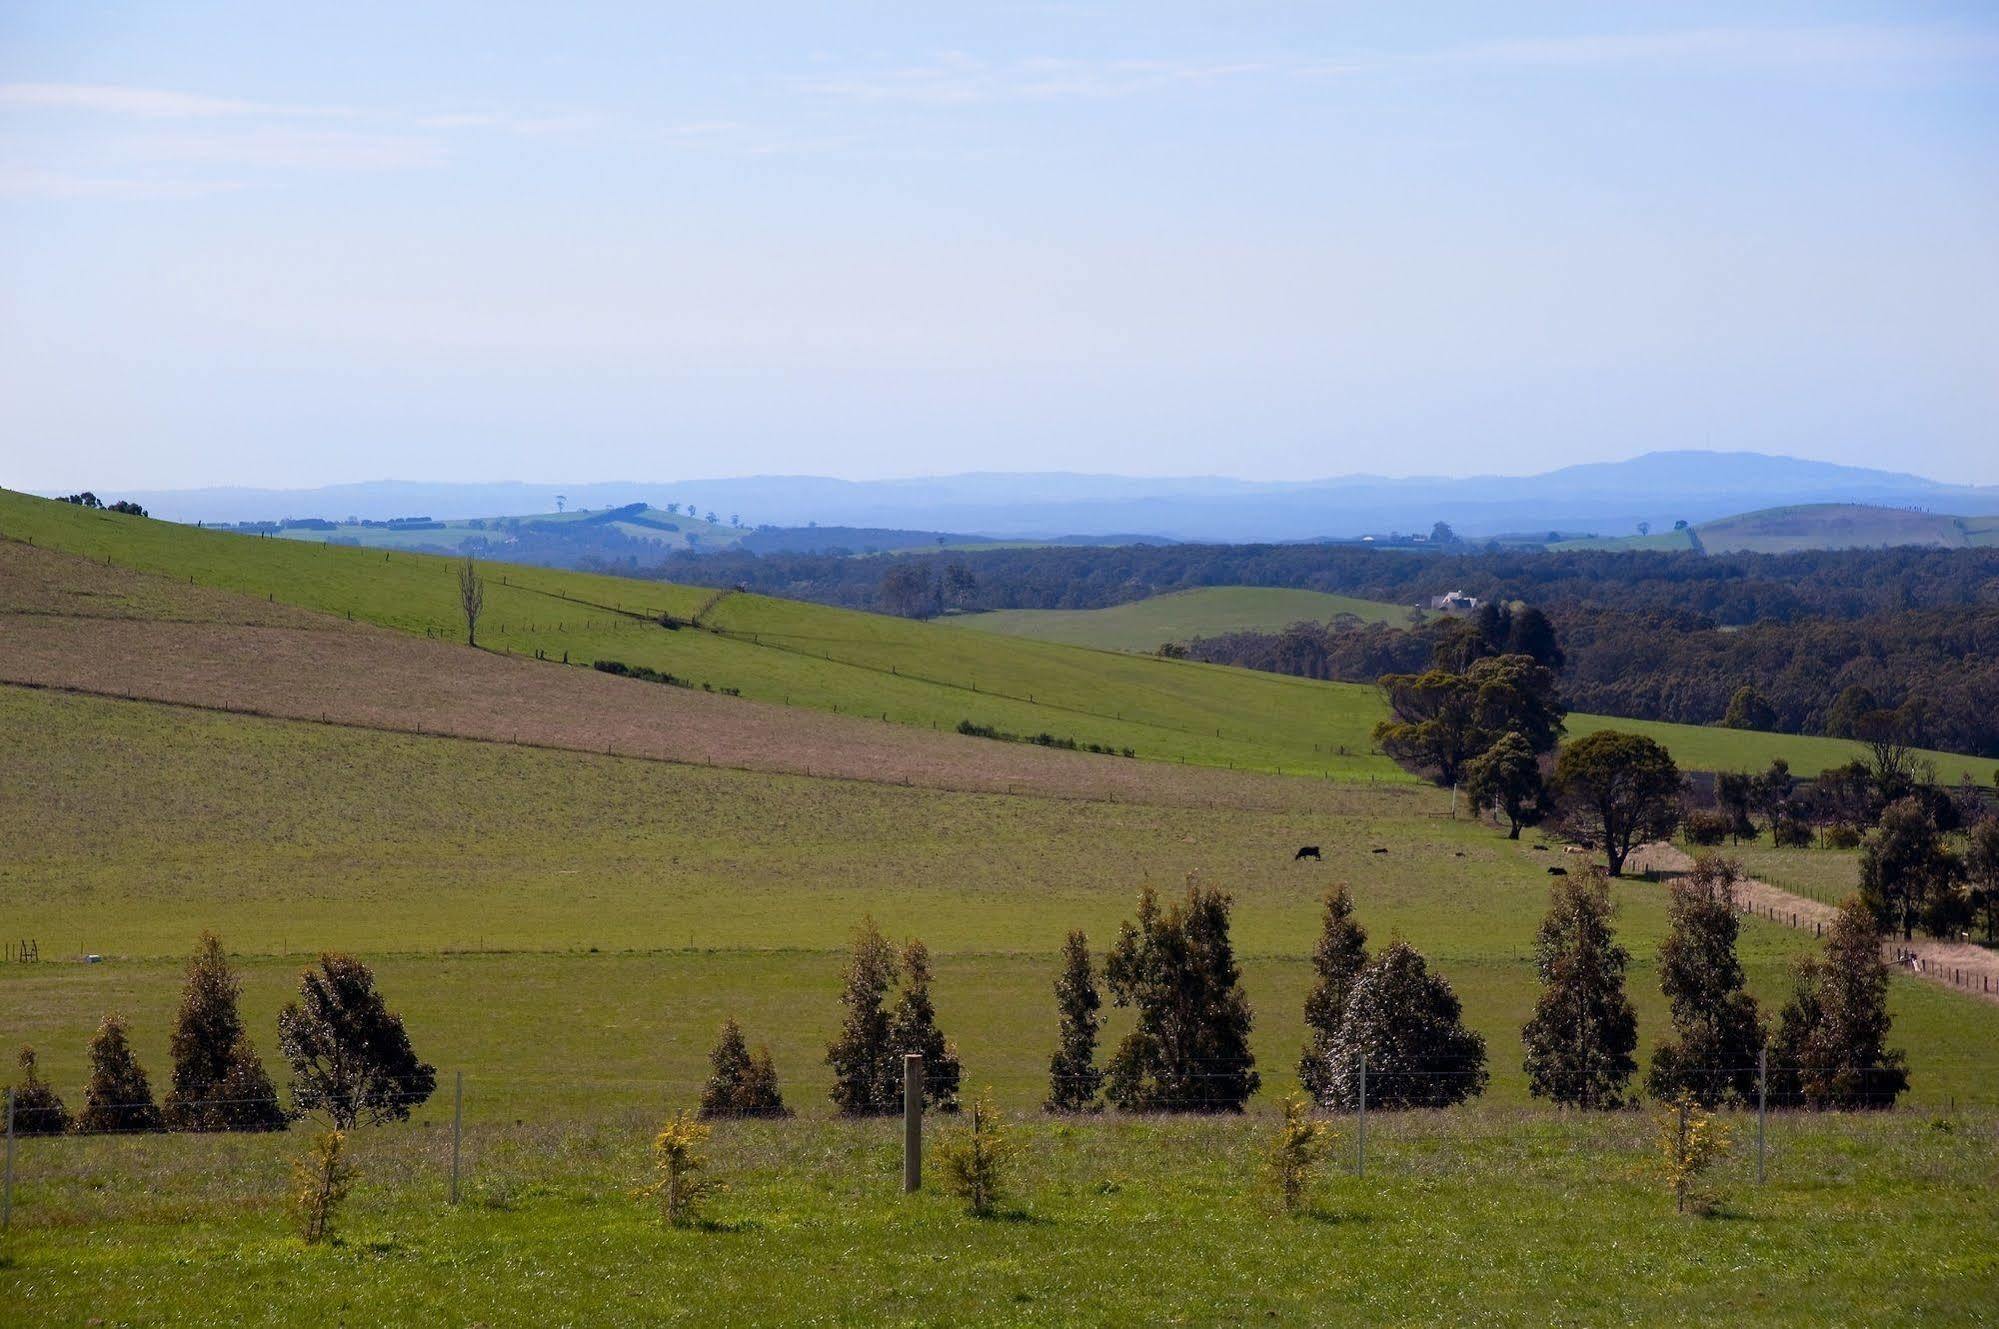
xmin=1184 ymin=606 xmax=1999 ymax=758
xmin=629 ymin=542 xmax=1999 ymax=624
xmin=620 ymin=542 xmax=1999 ymax=755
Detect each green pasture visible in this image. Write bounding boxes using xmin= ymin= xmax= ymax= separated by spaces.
xmin=5 ymin=685 xmax=1996 ymax=1113
xmin=7 ymin=487 xmax=1990 ymax=783
xmin=954 ymin=586 xmax=1414 ymax=651
xmin=3 ymin=1107 xmax=1995 ymax=1326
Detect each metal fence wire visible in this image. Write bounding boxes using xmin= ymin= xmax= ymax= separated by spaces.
xmin=7 ymin=1056 xmax=1996 ymax=1231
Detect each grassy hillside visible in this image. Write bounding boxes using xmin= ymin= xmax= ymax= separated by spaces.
xmin=6 ymin=529 xmax=1998 ymax=1323
xmin=5 ymin=487 xmax=1993 ymax=784
xmin=1696 ymin=504 xmax=1999 ymax=554
xmin=954 ymin=586 xmax=1413 ymax=651
xmin=6 ymin=683 xmax=1997 ymax=1109
xmin=1557 ymin=504 xmax=1999 ymax=555
xmin=1549 ymin=527 xmax=1701 ymax=552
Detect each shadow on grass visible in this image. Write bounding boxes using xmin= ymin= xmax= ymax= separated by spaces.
xmin=977 ymin=1207 xmax=1054 ymax=1226
xmin=1300 ymin=1207 xmax=1373 ymax=1226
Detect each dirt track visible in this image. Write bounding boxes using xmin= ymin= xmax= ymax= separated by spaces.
xmin=1626 ymin=841 xmax=1999 ymax=1007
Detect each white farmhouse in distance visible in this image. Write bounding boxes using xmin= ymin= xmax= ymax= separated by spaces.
xmin=1429 ymin=590 xmax=1480 ymax=613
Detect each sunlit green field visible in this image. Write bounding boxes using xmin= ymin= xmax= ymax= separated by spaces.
xmin=7 ymin=1110 xmax=1995 ymax=1327
xmin=954 ymin=586 xmax=1414 ymax=651
xmin=6 ymin=684 xmax=1996 ymax=1114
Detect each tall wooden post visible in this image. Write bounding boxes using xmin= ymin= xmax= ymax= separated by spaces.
xmin=450 ymin=1071 xmax=463 ymax=1205
xmin=903 ymin=1055 xmax=923 ymax=1194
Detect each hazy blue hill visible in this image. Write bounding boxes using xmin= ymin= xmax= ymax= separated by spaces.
xmin=99 ymin=451 xmax=1999 ymax=543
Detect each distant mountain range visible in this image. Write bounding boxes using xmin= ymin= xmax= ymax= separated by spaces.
xmin=81 ymin=451 xmax=1999 ymax=544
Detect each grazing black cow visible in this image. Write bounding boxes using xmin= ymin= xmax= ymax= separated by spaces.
xmin=1371 ymin=847 xmax=1389 ymax=854
xmin=1294 ymin=845 xmax=1321 ymax=861
xmin=1548 ymin=866 xmax=1568 ymax=876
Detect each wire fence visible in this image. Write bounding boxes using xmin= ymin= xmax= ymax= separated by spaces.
xmin=7 ymin=1061 xmax=1996 ymax=1232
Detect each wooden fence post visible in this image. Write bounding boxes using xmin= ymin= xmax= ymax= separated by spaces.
xmin=903 ymin=1055 xmax=923 ymax=1194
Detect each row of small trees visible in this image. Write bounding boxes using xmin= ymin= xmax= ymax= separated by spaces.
xmin=9 ymin=934 xmax=435 ymax=1137
xmin=700 ymin=859 xmax=1910 ymax=1124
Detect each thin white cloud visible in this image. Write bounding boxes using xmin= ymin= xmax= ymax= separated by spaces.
xmin=0 ymin=166 xmax=244 ymax=199
xmin=797 ymin=25 xmax=1995 ymax=105
xmin=1435 ymin=25 xmax=1999 ymax=70
xmin=0 ymin=82 xmax=349 ymax=119
xmin=138 ymin=127 xmax=446 ymax=171
xmin=796 ymin=53 xmax=1319 ymax=105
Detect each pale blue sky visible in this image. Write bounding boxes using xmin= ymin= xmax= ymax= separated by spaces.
xmin=3 ymin=2 xmax=1996 ymax=489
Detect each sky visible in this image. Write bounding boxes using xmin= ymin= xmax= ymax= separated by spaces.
xmin=2 ymin=1 xmax=1997 ymax=491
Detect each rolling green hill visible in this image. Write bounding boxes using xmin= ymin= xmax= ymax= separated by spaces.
xmin=1555 ymin=504 xmax=1999 ymax=555
xmin=1549 ymin=527 xmax=1701 ymax=552
xmin=5 ymin=488 xmax=1994 ymax=784
xmin=954 ymin=586 xmax=1414 ymax=651
xmin=267 ymin=502 xmax=742 ymax=554
xmin=6 ymin=494 xmax=1999 ymax=1325
xmin=1695 ymin=504 xmax=1999 ymax=554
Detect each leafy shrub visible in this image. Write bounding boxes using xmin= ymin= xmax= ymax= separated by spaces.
xmin=8 ymin=1046 xmax=72 ymax=1136
xmin=641 ymin=1110 xmax=716 ymax=1226
xmin=1682 ymin=810 xmax=1733 ymax=847
xmin=277 ymin=954 xmax=435 ymax=1127
xmin=1655 ymin=1092 xmax=1732 ymax=1216
xmin=698 ymin=1018 xmax=789 ymax=1119
xmin=76 ymin=1013 xmax=164 ymax=1134
xmin=935 ymin=1089 xmax=1013 ymax=1217
xmin=594 ymin=659 xmax=689 ymax=687
xmin=1322 ymin=942 xmax=1487 ymax=1110
xmin=1824 ymin=822 xmax=1863 ymax=850
xmin=1264 ymin=1095 xmax=1335 ymax=1213
xmin=1770 ymin=816 xmax=1814 ymax=849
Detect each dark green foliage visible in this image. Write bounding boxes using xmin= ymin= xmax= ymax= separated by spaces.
xmin=1859 ymin=798 xmax=1964 ymax=941
xmin=1522 ymin=872 xmax=1638 ymax=1109
xmin=593 ymin=659 xmax=690 ymax=688
xmin=1724 ymin=685 xmax=1777 ymax=731
xmin=826 ymin=918 xmax=900 ymax=1116
xmin=1682 ymin=810 xmax=1733 ymax=847
xmin=1553 ymin=731 xmax=1683 ymax=876
xmin=956 ymin=719 xmax=1133 ymax=757
xmin=76 ymin=1013 xmax=164 ymax=1134
xmin=1104 ymin=883 xmax=1260 ymax=1113
xmin=1463 ymin=732 xmax=1548 ymax=838
xmin=1822 ymin=685 xmax=1878 ymax=740
xmin=1298 ymin=886 xmax=1368 ymax=1103
xmin=699 ymin=1018 xmax=790 ymax=1119
xmin=1045 ymin=931 xmax=1104 ymax=1113
xmin=1375 ymin=653 xmax=1565 ymax=786
xmin=1505 ymin=606 xmax=1566 ymax=670
xmin=1322 ymin=942 xmax=1488 ymax=1110
xmin=1769 ymin=899 xmax=1908 ymax=1109
xmin=277 ymin=953 xmax=436 ymax=1128
xmin=890 ymin=940 xmax=962 ymax=1113
xmin=826 ymin=922 xmax=961 ymax=1114
xmin=8 ymin=1045 xmax=72 ymax=1136
xmin=165 ymin=932 xmax=288 ymax=1132
xmin=1646 ymin=857 xmax=1766 ymax=1108
xmin=1714 ymin=772 xmax=1758 ymax=842
xmin=1968 ymin=817 xmax=1999 ymax=942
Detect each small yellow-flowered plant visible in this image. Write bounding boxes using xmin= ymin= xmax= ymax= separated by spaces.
xmin=641 ymin=1110 xmax=718 ymax=1226
xmin=934 ymin=1088 xmax=1014 ymax=1217
xmin=1656 ymin=1091 xmax=1733 ymax=1215
xmin=291 ymin=1128 xmax=356 ymax=1244
xmin=1265 ymin=1094 xmax=1336 ymax=1213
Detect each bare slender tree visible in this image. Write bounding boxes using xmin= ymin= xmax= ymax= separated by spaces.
xmin=457 ymin=557 xmax=485 ymax=646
